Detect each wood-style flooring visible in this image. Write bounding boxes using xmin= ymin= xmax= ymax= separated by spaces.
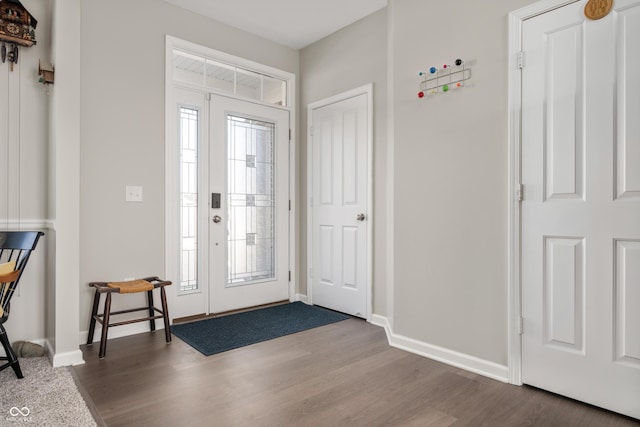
xmin=72 ymin=318 xmax=639 ymax=427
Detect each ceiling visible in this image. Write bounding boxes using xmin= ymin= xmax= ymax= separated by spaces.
xmin=164 ymin=0 xmax=388 ymax=50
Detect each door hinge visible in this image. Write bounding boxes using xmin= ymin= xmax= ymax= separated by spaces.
xmin=517 ymin=184 xmax=524 ymax=202
xmin=518 ymin=316 xmax=524 ymax=335
xmin=517 ymin=51 xmax=525 ymax=69
xmin=309 ymin=268 xmax=313 ymax=279
xmin=289 ymin=270 xmax=291 ymax=282
xmin=289 ymin=200 xmax=291 ymax=211
xmin=289 ymin=129 xmax=292 ymax=141
xmin=310 ymin=126 xmax=313 ymax=137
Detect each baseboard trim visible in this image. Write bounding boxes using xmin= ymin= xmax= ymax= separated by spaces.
xmin=80 ymin=322 xmax=165 ymax=346
xmin=52 ymin=348 xmax=85 ymax=367
xmin=370 ymin=314 xmax=389 ymax=330
xmin=371 ymin=315 xmax=509 ymax=383
xmin=43 ymin=338 xmax=85 ymax=367
xmin=294 ymin=294 xmax=308 ymax=304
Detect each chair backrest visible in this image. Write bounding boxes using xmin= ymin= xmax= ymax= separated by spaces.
xmin=0 ymin=231 xmax=44 ymax=317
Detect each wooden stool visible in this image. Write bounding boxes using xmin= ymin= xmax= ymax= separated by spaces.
xmin=87 ymin=276 xmax=172 ymax=359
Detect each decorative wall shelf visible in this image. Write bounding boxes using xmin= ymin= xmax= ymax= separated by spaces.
xmin=418 ymin=58 xmax=471 ymax=99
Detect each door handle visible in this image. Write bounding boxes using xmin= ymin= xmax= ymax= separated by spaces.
xmin=356 ymin=213 xmax=366 ymax=222
xmin=213 ymin=215 xmax=222 ymax=223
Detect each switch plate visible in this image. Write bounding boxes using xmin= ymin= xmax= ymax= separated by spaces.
xmin=125 ymin=186 xmax=143 ymax=202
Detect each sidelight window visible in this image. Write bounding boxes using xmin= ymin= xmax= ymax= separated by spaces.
xmin=179 ymin=106 xmax=199 ymax=293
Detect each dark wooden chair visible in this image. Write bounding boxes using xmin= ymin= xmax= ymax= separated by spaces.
xmin=87 ymin=277 xmax=172 ymax=359
xmin=0 ymin=231 xmax=45 ymax=379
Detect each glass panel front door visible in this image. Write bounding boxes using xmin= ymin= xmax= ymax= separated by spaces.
xmin=209 ymin=95 xmax=290 ymax=313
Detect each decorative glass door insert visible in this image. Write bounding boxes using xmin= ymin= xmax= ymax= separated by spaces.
xmin=179 ymin=106 xmax=199 ymax=293
xmin=227 ymin=115 xmax=276 ymax=286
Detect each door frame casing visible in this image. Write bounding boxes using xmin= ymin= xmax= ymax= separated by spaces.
xmin=507 ymin=0 xmax=580 ymax=385
xmin=165 ymin=36 xmax=297 ymax=319
xmin=306 ymin=84 xmax=374 ymax=321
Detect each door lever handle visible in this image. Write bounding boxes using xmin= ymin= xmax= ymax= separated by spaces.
xmin=356 ymin=213 xmax=366 ymax=222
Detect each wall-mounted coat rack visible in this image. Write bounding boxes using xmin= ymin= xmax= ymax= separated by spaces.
xmin=418 ymin=58 xmax=471 ymax=99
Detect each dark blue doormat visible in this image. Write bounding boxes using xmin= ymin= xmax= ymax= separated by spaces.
xmin=171 ymin=302 xmax=350 ymax=356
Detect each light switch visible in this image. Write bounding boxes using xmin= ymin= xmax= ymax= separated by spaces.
xmin=125 ymin=186 xmax=143 ymax=202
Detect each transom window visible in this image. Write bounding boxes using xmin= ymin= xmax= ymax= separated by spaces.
xmin=173 ymin=49 xmax=287 ymax=106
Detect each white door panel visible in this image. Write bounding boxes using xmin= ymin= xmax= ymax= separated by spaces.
xmin=311 ymin=92 xmax=369 ymax=318
xmin=521 ymin=0 xmax=640 ymax=419
xmin=615 ymin=240 xmax=640 ymax=368
xmin=616 ymin=4 xmax=640 ymax=199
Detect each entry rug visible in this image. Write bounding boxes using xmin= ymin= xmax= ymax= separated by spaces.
xmin=172 ymin=302 xmax=350 ymax=356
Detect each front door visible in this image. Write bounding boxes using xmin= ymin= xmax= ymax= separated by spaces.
xmin=310 ymin=90 xmax=370 ymax=318
xmin=209 ymin=94 xmax=290 ymax=313
xmin=521 ymin=0 xmax=640 ymax=419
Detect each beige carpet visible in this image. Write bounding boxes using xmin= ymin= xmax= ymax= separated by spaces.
xmin=0 ymin=357 xmax=97 ymax=426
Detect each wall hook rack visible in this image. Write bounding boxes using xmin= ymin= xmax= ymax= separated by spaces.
xmin=418 ymin=58 xmax=471 ymax=99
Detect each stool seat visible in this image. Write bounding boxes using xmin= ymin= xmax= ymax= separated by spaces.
xmin=107 ymin=279 xmax=154 ymax=293
xmin=87 ymin=276 xmax=172 ymax=359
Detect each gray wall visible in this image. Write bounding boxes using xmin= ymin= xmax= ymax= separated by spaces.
xmin=78 ymin=0 xmax=300 ymax=331
xmin=8 ymin=0 xmax=551 ymax=370
xmin=390 ymin=0 xmax=535 ymax=364
xmin=300 ymin=9 xmax=388 ymax=315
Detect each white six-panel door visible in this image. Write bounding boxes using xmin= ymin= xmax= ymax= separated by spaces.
xmin=521 ymin=0 xmax=640 ymax=419
xmin=310 ymin=91 xmax=370 ymax=318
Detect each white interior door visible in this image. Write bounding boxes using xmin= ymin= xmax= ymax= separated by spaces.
xmin=209 ymin=94 xmax=290 ymax=313
xmin=521 ymin=0 xmax=640 ymax=419
xmin=310 ymin=90 xmax=370 ymax=318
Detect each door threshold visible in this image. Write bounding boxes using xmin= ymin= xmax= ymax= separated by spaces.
xmin=172 ymin=300 xmax=290 ymax=325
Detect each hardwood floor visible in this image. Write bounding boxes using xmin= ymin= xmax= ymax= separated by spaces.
xmin=73 ymin=319 xmax=638 ymax=427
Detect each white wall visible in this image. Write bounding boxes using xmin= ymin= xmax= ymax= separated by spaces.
xmin=78 ymin=0 xmax=300 ymax=334
xmin=300 ymin=9 xmax=388 ymax=315
xmin=390 ymin=0 xmax=536 ymax=365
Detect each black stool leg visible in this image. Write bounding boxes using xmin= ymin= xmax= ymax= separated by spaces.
xmin=87 ymin=289 xmax=101 ymax=345
xmin=160 ymin=286 xmax=171 ymax=343
xmin=0 ymin=324 xmax=23 ymax=379
xmin=99 ymin=292 xmax=112 ymax=359
xmin=146 ymin=289 xmax=156 ymax=332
